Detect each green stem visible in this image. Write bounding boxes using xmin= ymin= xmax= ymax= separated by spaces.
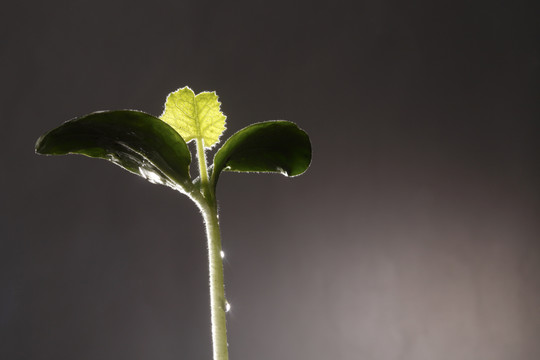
xmin=203 ymin=205 xmax=229 ymax=360
xmin=196 ymin=137 xmax=209 ymax=195
xmin=195 ymin=138 xmax=229 ymax=360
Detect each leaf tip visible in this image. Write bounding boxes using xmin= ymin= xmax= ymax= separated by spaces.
xmin=35 ymin=131 xmax=52 ymax=155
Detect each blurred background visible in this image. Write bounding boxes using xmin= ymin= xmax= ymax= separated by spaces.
xmin=1 ymin=1 xmax=539 ymax=359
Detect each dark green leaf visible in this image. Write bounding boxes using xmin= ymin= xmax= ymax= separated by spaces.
xmin=211 ymin=121 xmax=311 ymax=188
xmin=35 ymin=110 xmax=195 ymax=193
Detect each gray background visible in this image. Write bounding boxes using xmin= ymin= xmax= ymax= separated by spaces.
xmin=2 ymin=1 xmax=539 ymax=359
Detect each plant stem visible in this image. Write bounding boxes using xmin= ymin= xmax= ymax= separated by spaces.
xmin=203 ymin=204 xmax=229 ymax=360
xmin=196 ymin=138 xmax=209 ymax=194
xmin=196 ymin=138 xmax=229 ymax=360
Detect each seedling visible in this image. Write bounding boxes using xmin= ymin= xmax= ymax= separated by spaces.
xmin=35 ymin=86 xmax=311 ymax=360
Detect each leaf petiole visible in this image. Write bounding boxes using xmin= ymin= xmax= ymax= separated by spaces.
xmin=196 ymin=137 xmax=210 ymax=196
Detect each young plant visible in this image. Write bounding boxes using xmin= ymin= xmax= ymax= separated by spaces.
xmin=35 ymin=86 xmax=311 ymax=360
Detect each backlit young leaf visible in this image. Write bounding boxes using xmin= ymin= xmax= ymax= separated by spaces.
xmin=211 ymin=121 xmax=311 ymax=188
xmin=35 ymin=110 xmax=195 ymax=194
xmin=160 ymin=86 xmax=226 ymax=149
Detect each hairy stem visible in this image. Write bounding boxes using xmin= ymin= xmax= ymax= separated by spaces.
xmin=196 ymin=138 xmax=229 ymax=360
xmin=196 ymin=138 xmax=209 ymax=194
xmin=203 ymin=204 xmax=229 ymax=360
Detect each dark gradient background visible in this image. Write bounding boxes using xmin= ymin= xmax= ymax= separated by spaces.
xmin=2 ymin=1 xmax=539 ymax=359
